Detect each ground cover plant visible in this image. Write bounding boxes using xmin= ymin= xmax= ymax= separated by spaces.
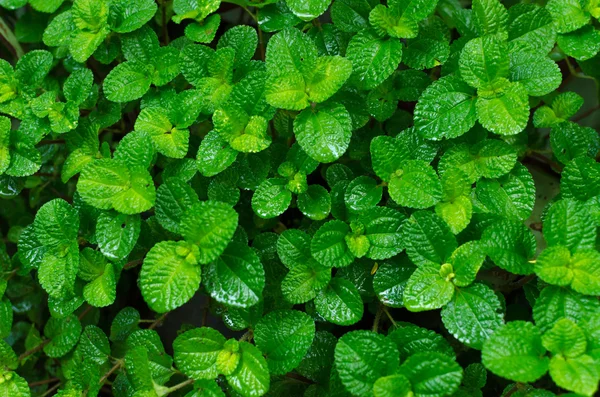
xmin=0 ymin=0 xmax=599 ymax=395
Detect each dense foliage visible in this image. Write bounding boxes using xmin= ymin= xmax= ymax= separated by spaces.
xmin=0 ymin=0 xmax=599 ymax=395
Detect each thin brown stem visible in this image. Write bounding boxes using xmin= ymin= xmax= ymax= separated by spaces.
xmin=98 ymin=359 xmax=123 ymax=385
xmin=78 ymin=305 xmax=93 ymax=321
xmin=40 ymin=382 xmax=61 ymax=397
xmin=164 ymin=378 xmax=194 ymax=394
xmin=149 ymin=312 xmax=169 ymax=330
xmin=18 ymin=340 xmax=50 ymax=362
xmin=573 ymin=104 xmax=600 ymax=122
xmin=372 ymin=305 xmax=384 ymax=333
xmin=28 ymin=377 xmax=60 ymax=388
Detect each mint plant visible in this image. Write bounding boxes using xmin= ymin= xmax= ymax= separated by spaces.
xmin=0 ymin=0 xmax=600 ymax=396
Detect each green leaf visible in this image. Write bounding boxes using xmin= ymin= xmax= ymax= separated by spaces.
xmin=373 ymin=374 xmax=412 ymax=397
xmin=294 ymin=102 xmax=353 ymax=163
xmin=543 ymin=199 xmax=596 ymax=252
xmin=197 ymin=130 xmax=238 ymax=177
xmin=482 ymin=321 xmax=549 ymax=383
xmin=15 ymin=50 xmax=53 ymax=88
xmin=441 ymin=283 xmax=504 ymax=350
xmin=64 ymin=68 xmax=94 ymax=106
xmin=180 ymin=201 xmax=239 ymax=264
xmin=476 ymin=81 xmax=530 ymax=136
xmin=344 ymin=176 xmax=382 ymax=213
xmin=549 ymin=354 xmax=599 ymax=396
xmin=373 ymin=257 xmax=416 ymax=308
xmin=459 ymin=34 xmax=508 ymax=90
xmin=286 ymin=0 xmax=331 ymax=20
xmin=450 ymin=241 xmax=486 ymax=286
xmin=346 ymin=30 xmax=403 ymax=89
xmin=134 ymin=107 xmax=189 ymax=158
xmin=482 ymin=219 xmax=536 ymax=275
xmin=414 ymin=75 xmax=477 ymax=140
xmin=79 ymin=248 xmax=117 ymax=307
xmin=0 ymin=373 xmax=29 ymax=397
xmin=507 ymin=4 xmax=556 ymax=54
xmin=542 ymin=318 xmax=587 ymax=358
xmin=535 ymin=246 xmax=600 ymax=296
xmin=266 ymin=27 xmax=317 ymax=76
xmin=104 ymin=61 xmax=154 ymax=103
xmin=546 ymin=0 xmax=590 ymax=34
xmin=254 ymin=309 xmax=315 ymax=374
xmin=508 ymin=46 xmax=562 ymax=96
xmin=388 ymin=159 xmax=442 ymax=208
xmin=315 ymin=277 xmax=363 ymax=325
xmin=361 ymin=206 xmax=405 ymax=260
xmin=550 ymin=121 xmax=599 ymax=163
xmin=404 ymin=263 xmax=455 ymax=312
xmin=533 ymin=285 xmax=600 ymax=333
xmin=306 ymin=56 xmax=353 ymax=103
xmin=96 ymin=211 xmax=140 ymax=260
xmin=472 ymin=0 xmax=508 ymax=36
xmin=334 ymin=330 xmax=399 ymax=397
xmin=203 ymin=241 xmax=265 ymax=308
xmin=38 ymin=248 xmax=79 ymax=298
xmin=311 ymin=220 xmax=354 ymax=268
xmin=558 ymin=25 xmax=600 ymax=60
xmin=34 ymin=198 xmax=79 ymax=250
xmin=402 ymin=210 xmax=457 ymax=267
xmin=69 ymin=27 xmax=110 ymax=63
xmin=108 ymin=0 xmax=157 ymax=33
xmin=277 ymin=229 xmax=311 ymax=269
xmin=281 ymin=260 xmax=331 ymax=304
xmin=173 ymin=327 xmax=226 ymax=380
xmin=331 ymin=0 xmax=373 ymax=32
xmin=387 ymin=324 xmax=456 ymax=362
xmin=111 ymin=167 xmax=156 ymax=215
xmin=474 ymin=163 xmax=535 ymax=221
xmin=398 ymin=352 xmax=463 ymax=397
xmin=139 ymin=240 xmax=201 ymax=313
xmin=155 ymin=178 xmax=199 ymax=234
xmin=43 ymin=315 xmax=82 ymax=358
xmin=226 ymin=342 xmax=270 ymax=397
xmin=252 ymin=178 xmax=292 ymax=219
xmin=297 ymin=184 xmax=331 ymax=221
xmin=78 ymin=325 xmax=110 ymax=365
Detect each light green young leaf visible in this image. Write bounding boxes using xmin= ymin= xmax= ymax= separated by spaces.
xmin=180 ymin=200 xmax=238 ymax=264
xmin=139 ymin=240 xmax=201 ymax=313
xmin=404 ymin=263 xmax=455 ymax=312
xmin=476 ymin=81 xmax=529 ymax=136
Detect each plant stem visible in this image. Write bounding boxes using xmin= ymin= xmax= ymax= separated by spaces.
xmin=372 ymin=305 xmax=384 ymax=333
xmin=149 ymin=312 xmax=169 ymax=330
xmin=40 ymin=382 xmax=61 ymax=397
xmin=28 ymin=377 xmax=60 ymax=388
xmin=164 ymin=378 xmax=195 ymax=394
xmin=19 ymin=340 xmax=50 ymax=362
xmin=0 ymin=16 xmax=23 ymax=58
xmin=98 ymin=359 xmax=123 ymax=385
xmin=382 ymin=306 xmax=396 ymax=327
xmin=239 ymin=330 xmax=253 ymax=342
